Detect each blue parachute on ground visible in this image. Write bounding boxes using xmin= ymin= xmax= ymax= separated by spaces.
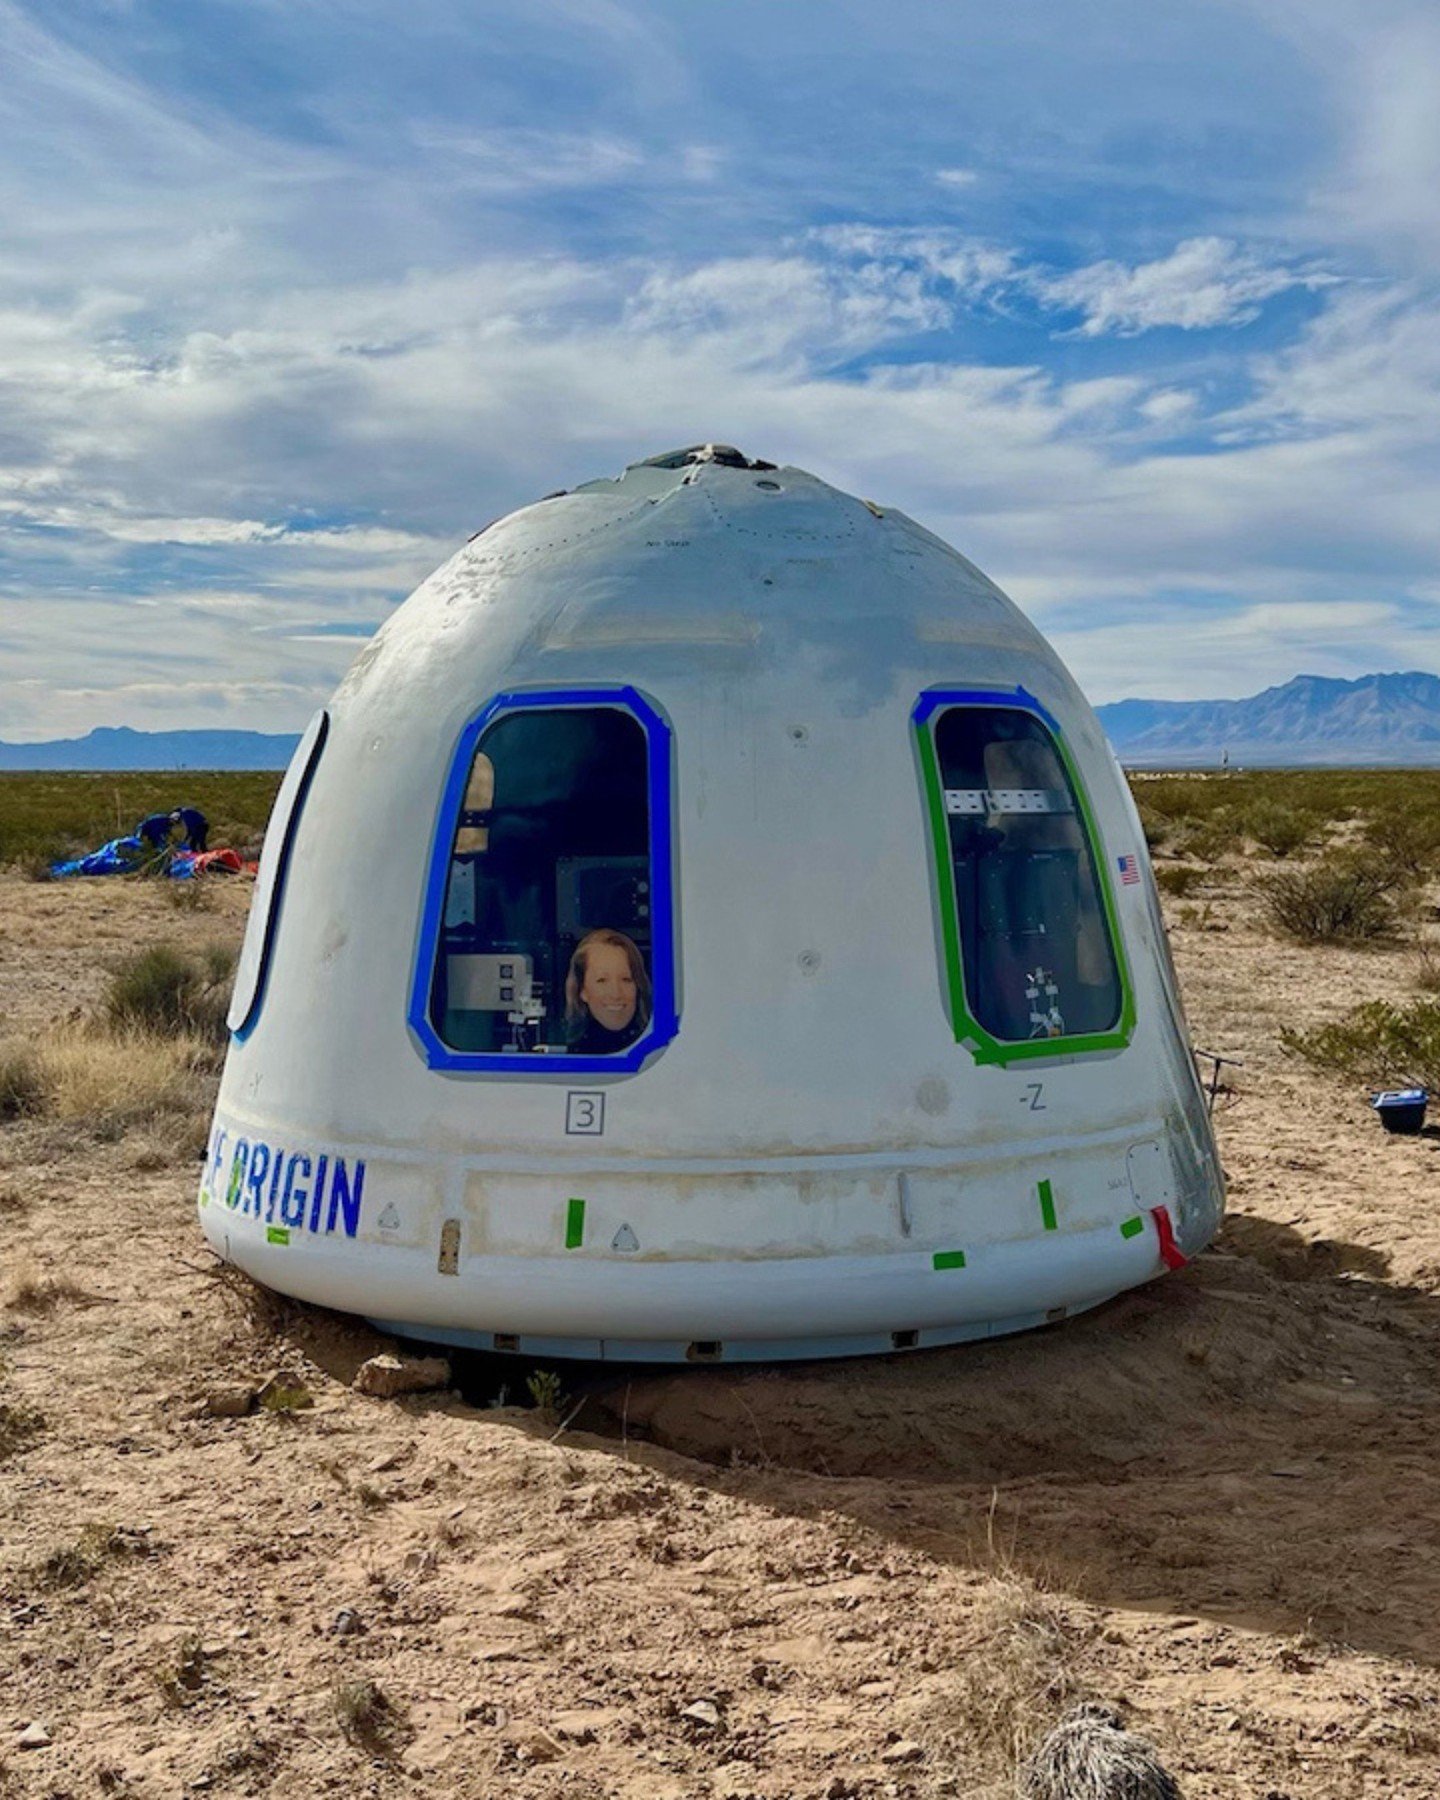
xmin=50 ymin=835 xmax=150 ymax=878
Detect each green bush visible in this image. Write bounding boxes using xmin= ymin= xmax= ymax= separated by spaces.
xmin=1263 ymin=853 xmax=1407 ymax=943
xmin=1154 ymin=863 xmax=1203 ymax=897
xmin=1283 ymin=998 xmax=1440 ymax=1093
xmin=1363 ymin=806 xmax=1440 ymax=880
xmin=1135 ymin=805 xmax=1169 ymax=853
xmin=103 ymin=944 xmax=235 ymax=1047
xmin=1171 ymin=813 xmax=1236 ymax=862
xmin=1244 ymin=800 xmax=1317 ymax=858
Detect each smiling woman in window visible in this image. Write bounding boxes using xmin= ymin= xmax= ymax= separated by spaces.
xmin=565 ymin=929 xmax=652 ymax=1054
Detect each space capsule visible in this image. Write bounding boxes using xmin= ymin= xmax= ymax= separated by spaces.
xmin=198 ymin=445 xmax=1223 ymax=1361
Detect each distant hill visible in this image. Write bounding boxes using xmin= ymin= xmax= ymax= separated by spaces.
xmin=0 ymin=726 xmax=301 ymax=771
xmin=1097 ymin=672 xmax=1440 ymax=767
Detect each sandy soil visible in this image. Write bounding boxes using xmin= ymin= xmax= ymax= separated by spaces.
xmin=2 ymin=859 xmax=1439 ymax=1798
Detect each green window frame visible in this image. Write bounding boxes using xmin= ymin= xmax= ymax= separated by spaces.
xmin=913 ymin=686 xmax=1136 ymax=1065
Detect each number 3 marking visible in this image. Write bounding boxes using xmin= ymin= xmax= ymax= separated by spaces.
xmin=566 ymin=1092 xmax=606 ymax=1136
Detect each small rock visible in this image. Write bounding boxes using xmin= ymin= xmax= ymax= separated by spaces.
xmin=331 ymin=1607 xmax=366 ymax=1637
xmin=679 ymin=1699 xmax=724 ymax=1731
xmin=551 ymin=1708 xmax=617 ymax=1744
xmin=17 ymin=1722 xmax=53 ymax=1750
xmin=257 ymin=1370 xmax=314 ymax=1412
xmin=353 ymin=1353 xmax=452 ymax=1399
xmin=465 ymin=1701 xmax=509 ymax=1728
xmin=202 ymin=1386 xmax=256 ymax=1419
xmin=881 ymin=1739 xmax=924 ymax=1765
xmin=517 ymin=1727 xmax=563 ymax=1764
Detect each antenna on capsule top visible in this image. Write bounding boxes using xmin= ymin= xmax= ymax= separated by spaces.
xmin=632 ymin=444 xmax=778 ymax=473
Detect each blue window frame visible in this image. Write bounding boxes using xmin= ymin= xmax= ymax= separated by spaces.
xmin=408 ymin=686 xmax=678 ymax=1074
xmin=229 ymin=709 xmax=330 ymax=1041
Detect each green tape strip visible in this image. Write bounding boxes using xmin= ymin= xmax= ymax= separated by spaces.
xmin=1120 ymin=1215 xmax=1144 ymax=1239
xmin=565 ymin=1197 xmax=586 ymax=1250
xmin=932 ymin=1249 xmax=967 ymax=1271
xmin=266 ymin=1225 xmax=290 ymax=1246
xmin=1038 ymin=1178 xmax=1057 ymax=1232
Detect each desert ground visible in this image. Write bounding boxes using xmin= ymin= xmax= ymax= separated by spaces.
xmin=3 ymin=806 xmax=1439 ymax=1798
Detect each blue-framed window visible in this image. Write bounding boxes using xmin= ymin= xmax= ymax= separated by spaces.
xmin=228 ymin=709 xmax=330 ymax=1040
xmin=409 ymin=687 xmax=678 ymax=1074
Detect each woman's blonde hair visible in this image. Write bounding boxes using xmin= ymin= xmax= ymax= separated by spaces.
xmin=565 ymin=928 xmax=652 ymax=1030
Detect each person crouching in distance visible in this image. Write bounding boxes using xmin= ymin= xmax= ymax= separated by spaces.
xmin=566 ymin=929 xmax=651 ymax=1053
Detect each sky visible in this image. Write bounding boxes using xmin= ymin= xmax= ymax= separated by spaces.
xmin=4 ymin=0 xmax=1440 ymax=738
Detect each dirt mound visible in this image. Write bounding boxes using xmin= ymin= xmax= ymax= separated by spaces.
xmin=586 ymin=1245 xmax=1359 ymax=1483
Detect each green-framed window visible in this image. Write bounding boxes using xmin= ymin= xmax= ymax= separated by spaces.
xmin=913 ymin=687 xmax=1135 ymax=1064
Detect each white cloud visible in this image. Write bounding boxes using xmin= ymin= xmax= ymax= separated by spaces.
xmin=1138 ymin=387 xmax=1198 ymax=424
xmin=407 ymin=126 xmax=644 ymax=193
xmin=935 ymin=167 xmax=979 ymax=188
xmin=1036 ymin=237 xmax=1333 ymax=336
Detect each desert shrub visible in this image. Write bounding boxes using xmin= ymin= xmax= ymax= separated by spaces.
xmin=1153 ymin=864 xmax=1202 ymax=898
xmin=0 ymin=1399 xmax=46 ymax=1463
xmin=0 ymin=1041 xmax=44 ymax=1122
xmin=1263 ymin=852 xmax=1407 ymax=943
xmin=333 ymin=1679 xmax=407 ymax=1756
xmin=103 ymin=944 xmax=234 ymax=1047
xmin=1283 ymin=998 xmax=1440 ymax=1093
xmin=1363 ymin=805 xmax=1440 ymax=880
xmin=27 ymin=1523 xmax=145 ymax=1590
xmin=1170 ymin=812 xmax=1236 ymax=861
xmin=1244 ymin=800 xmax=1317 ymax=858
xmin=1134 ymin=806 xmax=1169 ymax=853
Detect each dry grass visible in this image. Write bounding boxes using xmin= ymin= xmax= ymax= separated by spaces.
xmin=27 ymin=1523 xmax=141 ymax=1590
xmin=930 ymin=1568 xmax=1088 ymax=1783
xmin=4 ymin=1253 xmax=88 ymax=1315
xmin=332 ymin=1678 xmax=407 ymax=1757
xmin=25 ymin=1026 xmax=216 ymax=1143
xmin=0 ymin=1039 xmax=44 ymax=1121
xmin=0 ymin=1398 xmax=45 ymax=1463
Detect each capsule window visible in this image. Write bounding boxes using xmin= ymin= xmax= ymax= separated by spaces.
xmin=915 ymin=692 xmax=1132 ymax=1062
xmin=228 ymin=709 xmax=329 ymax=1038
xmin=411 ymin=688 xmax=676 ymax=1073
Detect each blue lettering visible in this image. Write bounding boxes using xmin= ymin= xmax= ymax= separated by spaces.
xmin=225 ymin=1141 xmax=249 ymax=1210
xmin=309 ymin=1155 xmax=329 ymax=1233
xmin=326 ymin=1159 xmax=365 ymax=1238
xmin=247 ymin=1142 xmax=271 ymax=1217
xmin=280 ymin=1155 xmax=311 ymax=1229
xmin=265 ymin=1152 xmax=285 ymax=1222
xmin=207 ymin=1128 xmax=228 ymax=1198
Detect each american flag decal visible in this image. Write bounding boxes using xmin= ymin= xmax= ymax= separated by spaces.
xmin=1117 ymin=853 xmax=1140 ymax=885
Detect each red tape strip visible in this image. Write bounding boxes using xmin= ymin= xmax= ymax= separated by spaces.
xmin=1150 ymin=1204 xmax=1188 ymax=1270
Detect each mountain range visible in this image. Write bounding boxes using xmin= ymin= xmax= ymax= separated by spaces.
xmin=1096 ymin=671 xmax=1440 ymax=766
xmin=4 ymin=672 xmax=1440 ymax=768
xmin=0 ymin=726 xmax=302 ymax=771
